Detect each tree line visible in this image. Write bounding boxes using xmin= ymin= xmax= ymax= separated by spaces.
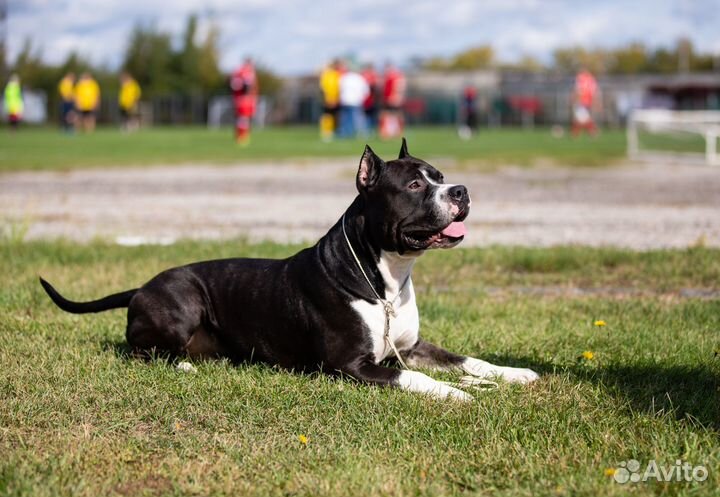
xmin=5 ymin=14 xmax=282 ymax=115
xmin=6 ymin=18 xmax=719 ymax=108
xmin=422 ymin=38 xmax=719 ymax=74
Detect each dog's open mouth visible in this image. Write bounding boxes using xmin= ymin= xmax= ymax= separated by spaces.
xmin=403 ymin=220 xmax=467 ymax=250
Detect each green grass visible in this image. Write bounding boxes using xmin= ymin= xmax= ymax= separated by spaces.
xmin=0 ymin=126 xmax=626 ymax=171
xmin=638 ymin=130 xmax=709 ymax=154
xmin=1 ymin=239 xmax=719 ymax=496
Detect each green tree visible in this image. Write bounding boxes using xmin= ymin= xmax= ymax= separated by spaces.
xmin=608 ymin=43 xmax=648 ymax=74
xmin=197 ymin=23 xmax=224 ymax=92
xmin=422 ymin=56 xmax=450 ymax=71
xmin=422 ymin=45 xmax=495 ymax=71
xmin=122 ymin=23 xmax=174 ymax=94
xmin=174 ymin=14 xmax=201 ymax=92
xmin=12 ymin=38 xmax=45 ymax=83
xmin=58 ymin=52 xmax=92 ymax=76
xmin=0 ymin=40 xmax=7 ymax=81
xmin=552 ymin=46 xmax=610 ymax=74
xmin=647 ymin=47 xmax=678 ymax=73
xmin=450 ymin=45 xmax=494 ymax=70
xmin=256 ymin=65 xmax=282 ymax=97
xmin=501 ymin=55 xmax=545 ymax=73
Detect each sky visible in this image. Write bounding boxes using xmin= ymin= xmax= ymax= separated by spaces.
xmin=6 ymin=0 xmax=720 ymax=75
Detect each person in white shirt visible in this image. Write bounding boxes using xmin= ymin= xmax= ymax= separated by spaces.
xmin=338 ymin=63 xmax=369 ymax=138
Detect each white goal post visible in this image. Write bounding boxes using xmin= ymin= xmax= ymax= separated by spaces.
xmin=628 ymin=109 xmax=720 ymax=166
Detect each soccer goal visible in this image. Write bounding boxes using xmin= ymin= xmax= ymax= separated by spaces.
xmin=627 ymin=109 xmax=720 ymax=166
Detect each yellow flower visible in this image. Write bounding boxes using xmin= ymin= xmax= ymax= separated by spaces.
xmin=582 ymin=351 xmax=595 ymax=360
xmin=604 ymin=467 xmax=616 ymax=477
xmin=298 ymin=434 xmax=308 ymax=445
xmin=594 ymin=320 xmax=607 ymax=327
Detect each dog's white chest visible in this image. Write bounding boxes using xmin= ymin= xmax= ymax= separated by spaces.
xmin=351 ymin=280 xmax=420 ymax=364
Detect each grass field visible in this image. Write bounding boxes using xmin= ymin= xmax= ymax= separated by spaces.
xmin=0 ymin=126 xmax=627 ymax=171
xmin=2 ymin=238 xmax=719 ymax=496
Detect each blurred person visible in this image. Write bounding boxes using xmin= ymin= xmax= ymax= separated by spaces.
xmin=337 ymin=62 xmax=369 ymax=139
xmin=319 ymin=59 xmax=341 ymax=141
xmin=118 ymin=72 xmax=142 ymax=132
xmin=361 ymin=63 xmax=379 ymax=132
xmin=3 ymin=74 xmax=24 ymax=131
xmin=230 ymin=57 xmax=258 ymax=146
xmin=458 ymin=85 xmax=478 ymax=140
xmin=74 ymin=72 xmax=101 ymax=133
xmin=58 ymin=72 xmax=76 ymax=132
xmin=379 ymin=62 xmax=406 ymax=139
xmin=571 ymin=68 xmax=599 ymax=136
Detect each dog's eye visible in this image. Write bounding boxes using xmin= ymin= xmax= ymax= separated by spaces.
xmin=438 ymin=174 xmax=444 ymax=184
xmin=408 ymin=180 xmax=423 ymax=191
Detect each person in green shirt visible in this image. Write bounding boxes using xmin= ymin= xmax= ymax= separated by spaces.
xmin=3 ymin=74 xmax=24 ymax=131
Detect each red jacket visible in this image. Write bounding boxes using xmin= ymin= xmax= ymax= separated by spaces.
xmin=231 ymin=63 xmax=258 ymax=116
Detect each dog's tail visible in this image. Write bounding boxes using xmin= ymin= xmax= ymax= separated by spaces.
xmin=39 ymin=277 xmax=138 ymax=314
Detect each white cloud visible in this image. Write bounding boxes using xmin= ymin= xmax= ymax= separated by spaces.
xmin=6 ymin=0 xmax=720 ymax=74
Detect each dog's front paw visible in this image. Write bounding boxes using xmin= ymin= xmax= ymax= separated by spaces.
xmin=397 ymin=370 xmax=473 ymax=402
xmin=498 ymin=367 xmax=539 ymax=384
xmin=441 ymin=384 xmax=474 ymax=402
xmin=462 ymin=358 xmax=539 ymax=384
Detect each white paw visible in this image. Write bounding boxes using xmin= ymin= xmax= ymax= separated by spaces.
xmin=497 ymin=367 xmax=539 ymax=384
xmin=462 ymin=358 xmax=539 ymax=384
xmin=397 ymin=370 xmax=473 ymax=402
xmin=438 ymin=384 xmax=474 ymax=402
xmin=176 ymin=361 xmax=197 ymax=373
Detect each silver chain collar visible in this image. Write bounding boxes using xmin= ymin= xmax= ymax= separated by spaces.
xmin=341 ymin=213 xmax=410 ymax=369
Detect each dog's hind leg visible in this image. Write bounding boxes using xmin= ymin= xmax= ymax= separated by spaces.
xmin=125 ymin=285 xmax=208 ymax=359
xmin=403 ymin=339 xmax=466 ymax=371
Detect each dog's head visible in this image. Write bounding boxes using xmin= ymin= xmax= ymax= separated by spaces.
xmin=356 ymin=138 xmax=470 ymax=254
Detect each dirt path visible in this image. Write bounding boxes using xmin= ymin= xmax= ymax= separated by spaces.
xmin=1 ymin=160 xmax=719 ymax=249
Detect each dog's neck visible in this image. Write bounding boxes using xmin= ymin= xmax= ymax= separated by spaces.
xmin=339 ymin=197 xmax=419 ymax=302
xmin=377 ymin=250 xmax=417 ymax=301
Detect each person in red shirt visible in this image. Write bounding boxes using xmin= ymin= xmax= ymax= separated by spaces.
xmin=361 ymin=63 xmax=379 ymax=132
xmin=230 ymin=58 xmax=259 ymax=146
xmin=379 ymin=62 xmax=406 ymax=139
xmin=572 ymin=68 xmax=599 ymax=136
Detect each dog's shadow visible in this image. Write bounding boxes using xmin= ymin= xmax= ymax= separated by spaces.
xmin=483 ymin=352 xmax=720 ymax=430
xmin=101 ymin=339 xmax=200 ymax=364
xmin=102 ymin=339 xmax=135 ymax=360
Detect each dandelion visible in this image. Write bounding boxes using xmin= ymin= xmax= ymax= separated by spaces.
xmin=581 ymin=350 xmax=595 ymax=360
xmin=594 ymin=320 xmax=606 ymax=327
xmin=174 ymin=421 xmax=183 ymax=431
xmin=298 ymin=434 xmax=308 ymax=445
xmin=604 ymin=467 xmax=616 ymax=477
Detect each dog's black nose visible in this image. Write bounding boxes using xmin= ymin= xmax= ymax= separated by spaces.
xmin=449 ymin=185 xmax=468 ymax=201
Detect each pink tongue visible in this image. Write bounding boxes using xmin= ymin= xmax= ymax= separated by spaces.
xmin=441 ymin=221 xmax=467 ymax=238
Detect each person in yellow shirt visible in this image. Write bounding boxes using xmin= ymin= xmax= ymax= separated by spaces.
xmin=74 ymin=72 xmax=100 ymax=133
xmin=58 ymin=72 xmax=75 ymax=132
xmin=319 ymin=59 xmax=341 ymax=141
xmin=118 ymin=72 xmax=141 ymax=132
xmin=3 ymin=74 xmax=24 ymax=131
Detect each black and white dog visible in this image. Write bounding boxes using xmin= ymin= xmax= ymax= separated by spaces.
xmin=41 ymin=140 xmax=538 ymax=401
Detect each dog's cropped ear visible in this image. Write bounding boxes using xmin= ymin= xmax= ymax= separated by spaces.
xmin=357 ymin=145 xmax=384 ymax=192
xmin=398 ymin=137 xmax=410 ymax=159
xmin=357 ymin=145 xmax=384 ymax=190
